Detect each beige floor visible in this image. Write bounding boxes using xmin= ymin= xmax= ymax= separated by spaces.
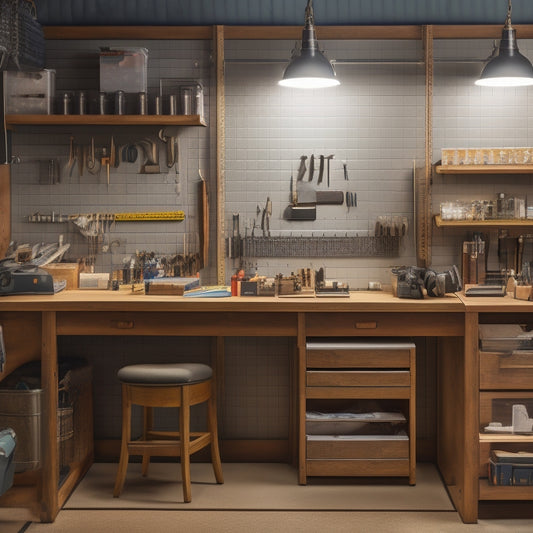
xmin=1 ymin=463 xmax=532 ymax=532
xmin=64 ymin=462 xmax=453 ymax=510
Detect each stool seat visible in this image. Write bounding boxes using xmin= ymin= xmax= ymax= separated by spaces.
xmin=113 ymin=362 xmax=223 ymax=502
xmin=117 ymin=363 xmax=212 ymax=385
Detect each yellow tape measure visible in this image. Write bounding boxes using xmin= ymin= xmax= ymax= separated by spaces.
xmin=114 ymin=211 xmax=185 ymax=222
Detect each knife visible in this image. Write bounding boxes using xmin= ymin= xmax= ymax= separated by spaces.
xmin=308 ymin=154 xmax=315 ymax=182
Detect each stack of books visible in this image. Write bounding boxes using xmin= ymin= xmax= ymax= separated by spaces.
xmin=489 ymin=450 xmax=533 ymax=486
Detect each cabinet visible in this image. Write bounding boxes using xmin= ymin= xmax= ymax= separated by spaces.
xmin=478 ymin=341 xmax=533 ymax=501
xmin=301 ymin=339 xmax=416 ymax=485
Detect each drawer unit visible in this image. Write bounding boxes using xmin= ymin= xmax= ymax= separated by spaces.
xmin=480 ymin=350 xmax=533 ymax=390
xmin=300 ymin=338 xmax=416 ymax=485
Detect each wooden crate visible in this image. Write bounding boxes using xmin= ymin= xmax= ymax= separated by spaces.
xmin=42 ymin=263 xmax=80 ymax=290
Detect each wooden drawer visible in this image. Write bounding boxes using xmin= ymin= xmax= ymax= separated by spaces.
xmin=480 ymin=351 xmax=533 ymax=390
xmin=306 ymin=458 xmax=410 ymax=477
xmin=306 ymin=340 xmax=413 ymax=369
xmin=56 ymin=311 xmax=298 ymax=336
xmin=480 ymin=391 xmax=533 ymax=432
xmin=305 ymin=312 xmax=463 ymax=337
xmin=306 ymin=370 xmax=410 ymax=388
xmin=307 ymin=436 xmax=409 ymax=459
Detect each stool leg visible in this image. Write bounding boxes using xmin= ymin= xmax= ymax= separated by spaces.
xmin=113 ymin=384 xmax=131 ymax=497
xmin=141 ymin=406 xmax=153 ymax=477
xmin=179 ymin=385 xmax=192 ymax=503
xmin=208 ymin=381 xmax=224 ymax=484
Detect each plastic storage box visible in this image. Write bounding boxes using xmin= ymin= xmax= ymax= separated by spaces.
xmin=100 ymin=47 xmax=148 ymax=93
xmin=3 ymin=69 xmax=55 ymax=114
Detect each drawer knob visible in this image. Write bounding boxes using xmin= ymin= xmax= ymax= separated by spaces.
xmin=354 ymin=321 xmax=377 ymax=329
xmin=111 ymin=320 xmax=135 ymax=329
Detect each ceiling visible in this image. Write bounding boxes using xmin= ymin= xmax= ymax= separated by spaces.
xmin=35 ymin=1 xmax=533 ymax=27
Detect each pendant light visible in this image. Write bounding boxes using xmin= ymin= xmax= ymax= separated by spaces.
xmin=476 ymin=0 xmax=533 ymax=87
xmin=279 ymin=0 xmax=339 ymax=89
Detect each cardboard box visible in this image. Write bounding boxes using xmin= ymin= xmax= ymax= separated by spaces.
xmin=42 ymin=263 xmax=80 ymax=290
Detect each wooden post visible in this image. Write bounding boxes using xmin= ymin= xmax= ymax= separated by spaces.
xmin=0 ymin=164 xmax=10 ymax=258
xmin=40 ymin=311 xmax=59 ymax=522
xmin=214 ymin=25 xmax=226 ymax=285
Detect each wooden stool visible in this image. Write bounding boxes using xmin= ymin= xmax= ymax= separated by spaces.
xmin=112 ymin=363 xmax=224 ymax=502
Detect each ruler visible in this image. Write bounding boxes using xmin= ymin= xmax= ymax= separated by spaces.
xmin=114 ymin=211 xmax=185 ymax=222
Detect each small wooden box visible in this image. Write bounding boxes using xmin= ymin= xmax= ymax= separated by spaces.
xmin=42 ymin=263 xmax=80 ymax=290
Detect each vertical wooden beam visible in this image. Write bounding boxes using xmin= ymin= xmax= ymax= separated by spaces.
xmin=40 ymin=311 xmax=59 ymax=522
xmin=0 ymin=164 xmax=10 ymax=258
xmin=462 ymin=311 xmax=480 ymax=523
xmin=214 ymin=25 xmax=226 ymax=285
xmin=297 ymin=312 xmax=307 ymax=484
xmin=416 ymin=25 xmax=433 ymax=268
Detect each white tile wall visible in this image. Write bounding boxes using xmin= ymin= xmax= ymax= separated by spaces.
xmin=224 ymin=40 xmax=424 ymax=287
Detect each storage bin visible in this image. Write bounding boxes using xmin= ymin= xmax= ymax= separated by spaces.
xmin=0 ymin=389 xmax=41 ymax=472
xmin=479 ymin=324 xmax=533 ymax=352
xmin=3 ymin=69 xmax=55 ymax=114
xmin=100 ymin=47 xmax=148 ymax=93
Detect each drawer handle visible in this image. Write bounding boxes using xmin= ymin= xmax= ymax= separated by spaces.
xmin=111 ymin=320 xmax=135 ymax=329
xmin=354 ymin=321 xmax=377 ymax=329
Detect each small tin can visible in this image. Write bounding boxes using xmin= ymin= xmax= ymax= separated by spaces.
xmin=62 ymin=92 xmax=72 ymax=115
xmin=169 ymin=94 xmax=177 ymax=115
xmin=98 ymin=92 xmax=107 ymax=114
xmin=138 ymin=92 xmax=147 ymax=115
xmin=78 ymin=91 xmax=87 ymax=115
xmin=154 ymin=95 xmax=162 ymax=115
xmin=180 ymin=87 xmax=192 ymax=115
xmin=115 ymin=90 xmax=126 ymax=115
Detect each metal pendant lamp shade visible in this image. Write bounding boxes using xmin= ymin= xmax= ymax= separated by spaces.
xmin=476 ymin=1 xmax=533 ymax=87
xmin=279 ymin=0 xmax=339 ymax=89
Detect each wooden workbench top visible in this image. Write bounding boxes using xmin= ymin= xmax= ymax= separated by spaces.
xmin=457 ymin=292 xmax=533 ymax=312
xmin=0 ymin=289 xmax=464 ymax=313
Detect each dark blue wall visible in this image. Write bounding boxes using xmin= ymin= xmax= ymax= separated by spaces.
xmin=35 ymin=1 xmax=533 ymax=26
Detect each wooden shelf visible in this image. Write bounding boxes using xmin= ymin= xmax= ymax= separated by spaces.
xmin=434 ymin=215 xmax=533 ymax=229
xmin=5 ymin=114 xmax=207 ymax=127
xmin=479 ymin=434 xmax=533 ymax=443
xmin=479 ymin=479 xmax=533 ymax=500
xmin=435 ymin=164 xmax=533 ymax=175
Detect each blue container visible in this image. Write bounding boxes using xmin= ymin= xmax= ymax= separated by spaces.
xmin=0 ymin=428 xmax=16 ymax=496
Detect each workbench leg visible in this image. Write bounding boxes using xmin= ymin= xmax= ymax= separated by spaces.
xmin=297 ymin=313 xmax=307 ymax=485
xmin=462 ymin=312 xmax=480 ymax=523
xmin=40 ymin=311 xmax=59 ymax=522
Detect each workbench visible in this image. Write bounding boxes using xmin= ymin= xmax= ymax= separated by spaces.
xmin=0 ymin=290 xmax=521 ymax=523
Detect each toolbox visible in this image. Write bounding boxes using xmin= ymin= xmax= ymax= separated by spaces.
xmin=0 ymin=428 xmax=16 ymax=496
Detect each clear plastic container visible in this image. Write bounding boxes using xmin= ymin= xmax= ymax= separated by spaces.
xmin=3 ymin=69 xmax=55 ymax=114
xmin=99 ymin=47 xmax=148 ymax=93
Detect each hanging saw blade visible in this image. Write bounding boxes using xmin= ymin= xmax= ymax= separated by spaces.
xmin=308 ymin=154 xmax=315 ymax=181
xmin=296 ymin=155 xmax=307 ymax=181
